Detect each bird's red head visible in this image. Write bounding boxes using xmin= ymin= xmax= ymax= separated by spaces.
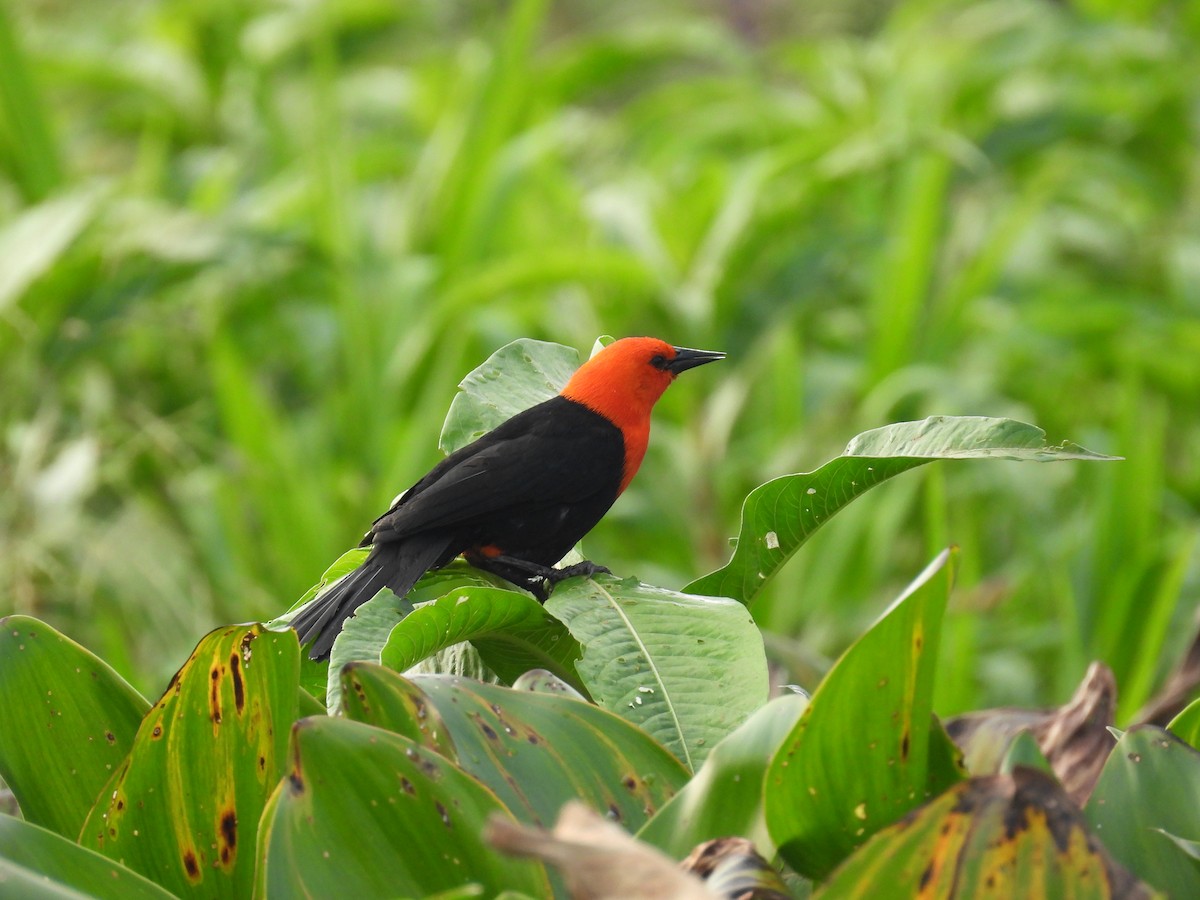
xmin=561 ymin=337 xmax=724 ymax=491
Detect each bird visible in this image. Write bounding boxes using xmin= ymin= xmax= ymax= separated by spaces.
xmin=291 ymin=336 xmax=725 ymax=660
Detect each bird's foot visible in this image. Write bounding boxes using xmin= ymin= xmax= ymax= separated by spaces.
xmin=532 ymin=560 xmax=611 ymax=600
xmin=544 ymin=560 xmax=612 ymax=584
xmin=469 ymin=552 xmax=610 ymax=601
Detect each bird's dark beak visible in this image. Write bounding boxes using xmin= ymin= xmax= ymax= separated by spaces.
xmin=667 ymin=346 xmax=726 ymax=374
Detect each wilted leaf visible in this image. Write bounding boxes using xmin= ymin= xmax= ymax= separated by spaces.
xmin=546 ymin=576 xmax=769 ymax=771
xmin=256 ymin=716 xmax=549 ymax=898
xmin=486 ymin=801 xmax=710 ymax=900
xmin=765 ymin=550 xmax=965 ymax=880
xmin=79 ymin=626 xmax=299 ymax=899
xmin=680 ymin=837 xmax=790 ymax=900
xmin=0 ymin=616 xmax=149 ymax=839
xmin=687 ymin=417 xmax=1118 ymax=605
xmin=341 ymin=666 xmax=689 ymax=830
xmin=946 ymin=661 xmax=1117 ymax=804
xmin=816 ymin=767 xmax=1153 ymax=898
xmin=1135 ymin=621 xmax=1200 ymax=727
xmin=1085 ymin=726 xmax=1200 ymax=898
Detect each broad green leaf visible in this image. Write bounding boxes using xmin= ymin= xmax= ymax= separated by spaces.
xmin=815 ymin=768 xmax=1154 ymax=899
xmin=380 ymin=587 xmax=583 ymax=691
xmin=439 ymin=338 xmax=579 ymax=454
xmin=1153 ymin=830 xmax=1200 ymax=863
xmin=0 ymin=616 xmax=149 ymax=838
xmin=0 ymin=815 xmax=177 ymax=900
xmin=317 ymin=565 xmax=494 ymax=710
xmin=637 ymin=693 xmax=808 ymax=858
xmin=766 ymin=549 xmax=965 ymax=880
xmin=324 ymin=571 xmax=544 ymax=710
xmin=255 ymin=716 xmax=549 ymax=898
xmin=1085 ymin=726 xmax=1200 ymax=898
xmin=79 ymin=626 xmax=299 ymax=899
xmin=1167 ymin=697 xmax=1200 ymax=749
xmin=0 ymin=861 xmax=94 ymax=900
xmin=687 ymin=417 xmax=1118 ymax=604
xmin=341 ymin=666 xmax=689 ymax=830
xmin=545 ymin=576 xmax=769 ymax=771
xmin=325 ymin=586 xmax=415 ymax=711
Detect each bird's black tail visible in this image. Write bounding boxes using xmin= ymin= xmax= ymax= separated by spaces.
xmin=292 ymin=535 xmax=452 ymax=661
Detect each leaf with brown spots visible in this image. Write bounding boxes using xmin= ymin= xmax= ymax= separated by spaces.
xmin=815 ymin=768 xmax=1155 ymax=898
xmin=765 ymin=550 xmax=966 ymax=880
xmin=256 ymin=716 xmax=549 ymax=898
xmin=78 ymin=625 xmax=299 ymax=899
xmin=340 ymin=665 xmax=689 ymax=832
xmin=0 ymin=615 xmax=149 ymax=840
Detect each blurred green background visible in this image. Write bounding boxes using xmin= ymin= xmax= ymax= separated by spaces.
xmin=1 ymin=0 xmax=1197 ymax=720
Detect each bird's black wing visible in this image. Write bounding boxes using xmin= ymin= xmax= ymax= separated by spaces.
xmin=368 ymin=397 xmax=624 ymax=542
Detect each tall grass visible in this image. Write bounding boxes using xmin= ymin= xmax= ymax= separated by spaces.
xmin=1 ymin=0 xmax=1196 ymax=715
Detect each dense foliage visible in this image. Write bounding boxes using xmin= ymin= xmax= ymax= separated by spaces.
xmin=2 ymin=342 xmax=1196 ymax=897
xmin=1 ymin=0 xmax=1197 ymax=716
xmin=2 ymin=0 xmax=1198 ymax=895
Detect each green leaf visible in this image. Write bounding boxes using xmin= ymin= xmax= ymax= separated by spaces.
xmin=341 ymin=666 xmax=690 ymax=831
xmin=380 ymin=586 xmax=583 ymax=691
xmin=0 ymin=187 xmax=100 ymax=311
xmin=815 ymin=768 xmax=1153 ymax=899
xmin=1085 ymin=725 xmax=1200 ymax=899
xmin=255 ymin=716 xmax=550 ymax=898
xmin=687 ymin=417 xmax=1119 ymax=604
xmin=439 ymin=338 xmax=579 ymax=454
xmin=0 ymin=616 xmax=149 ymax=839
xmin=325 ymin=586 xmax=415 ymax=711
xmin=637 ymin=693 xmax=808 ymax=858
xmin=79 ymin=625 xmax=299 ymax=899
xmin=1167 ymin=697 xmax=1200 ymax=749
xmin=0 ymin=815 xmax=177 ymax=900
xmin=324 ymin=564 xmax=524 ymax=706
xmin=765 ymin=549 xmax=965 ymax=880
xmin=1000 ymin=731 xmax=1056 ymax=777
xmin=545 ymin=576 xmax=769 ymax=771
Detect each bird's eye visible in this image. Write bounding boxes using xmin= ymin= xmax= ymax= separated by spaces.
xmin=650 ymin=354 xmax=669 ymax=370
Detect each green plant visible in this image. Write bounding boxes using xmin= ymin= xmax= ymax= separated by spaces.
xmin=4 ymin=339 xmax=1191 ymax=898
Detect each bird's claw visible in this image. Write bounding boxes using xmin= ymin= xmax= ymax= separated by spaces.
xmin=552 ymin=560 xmax=611 ymax=580
xmin=530 ymin=560 xmax=611 ymax=601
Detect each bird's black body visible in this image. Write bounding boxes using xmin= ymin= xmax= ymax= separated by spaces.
xmin=292 ymin=396 xmax=625 ymax=659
